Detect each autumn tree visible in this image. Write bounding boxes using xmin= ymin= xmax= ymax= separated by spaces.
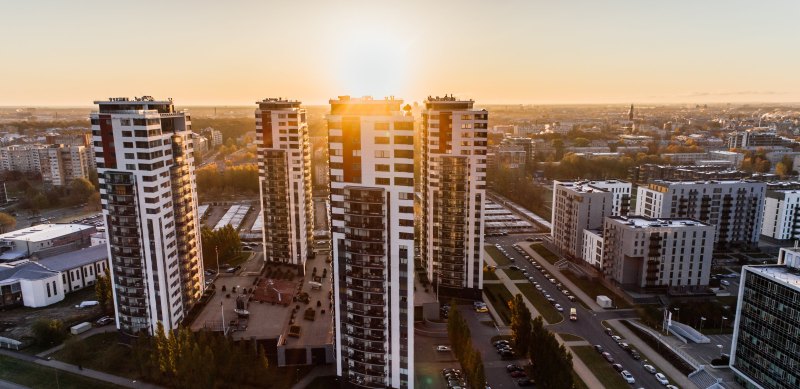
xmin=200 ymin=225 xmax=242 ymax=269
xmin=0 ymin=212 xmax=16 ymax=233
xmin=510 ymin=294 xmax=532 ymax=356
xmin=94 ymin=273 xmax=113 ymax=314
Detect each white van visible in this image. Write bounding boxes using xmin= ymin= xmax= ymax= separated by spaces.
xmin=75 ymin=300 xmax=99 ymax=309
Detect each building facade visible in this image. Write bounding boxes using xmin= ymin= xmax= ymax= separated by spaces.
xmin=761 ymin=189 xmax=800 ymax=242
xmin=255 ymin=98 xmax=314 ymax=270
xmin=92 ymin=96 xmax=204 ymax=335
xmin=328 ymin=96 xmax=414 ymax=388
xmin=0 ymin=144 xmax=92 ymax=186
xmin=420 ymin=96 xmax=487 ymax=299
xmin=551 ymin=180 xmax=631 ymax=260
xmin=602 ymin=216 xmax=715 ymax=290
xmin=581 ymin=229 xmax=604 ymax=269
xmin=730 ymin=247 xmax=800 ymax=389
xmin=635 ymin=180 xmax=766 ymax=248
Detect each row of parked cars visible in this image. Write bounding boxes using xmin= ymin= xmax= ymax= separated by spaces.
xmin=441 ymin=368 xmax=466 ymax=389
xmin=492 ymin=338 xmax=516 ymax=360
xmin=505 ymin=363 xmax=534 ymax=386
xmin=596 ymin=329 xmax=678 ymax=388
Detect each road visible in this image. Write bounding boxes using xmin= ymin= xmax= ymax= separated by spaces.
xmin=457 ymin=305 xmax=522 ymax=389
xmin=486 ymin=233 xmax=677 ymax=389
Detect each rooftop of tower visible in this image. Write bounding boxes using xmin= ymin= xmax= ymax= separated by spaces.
xmin=257 ymin=98 xmax=302 ymax=109
xmin=328 ymin=95 xmax=407 ymax=116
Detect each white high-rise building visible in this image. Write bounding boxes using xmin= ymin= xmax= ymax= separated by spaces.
xmin=328 ymin=96 xmax=415 ymax=389
xmin=255 ymin=98 xmax=314 ymax=270
xmin=92 ymin=96 xmax=204 ymax=335
xmin=420 ymin=95 xmax=488 ymax=298
xmin=551 ymin=180 xmax=631 ymax=260
xmin=761 ymin=188 xmax=800 ymax=242
xmin=635 ymin=180 xmax=766 ymax=248
xmin=602 ymin=216 xmax=715 ymax=289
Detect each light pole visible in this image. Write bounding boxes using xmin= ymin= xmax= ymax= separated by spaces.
xmin=717 ymin=344 xmax=723 ymax=358
xmin=220 ymin=301 xmax=226 ymax=334
xmin=673 ymin=307 xmax=680 ymax=323
xmin=699 ymin=316 xmax=706 ymax=332
xmin=215 ymin=246 xmax=220 ymax=275
xmin=720 ymin=316 xmax=728 ymax=333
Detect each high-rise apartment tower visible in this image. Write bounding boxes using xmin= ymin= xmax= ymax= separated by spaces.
xmin=92 ymin=96 xmax=204 ymax=335
xmin=328 ymin=96 xmax=415 ymax=388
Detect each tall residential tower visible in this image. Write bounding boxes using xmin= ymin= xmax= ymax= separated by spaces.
xmin=328 ymin=96 xmax=415 ymax=388
xmin=255 ymin=98 xmax=314 ymax=270
xmin=420 ymin=95 xmax=488 ymax=298
xmin=92 ymin=96 xmax=204 ymax=335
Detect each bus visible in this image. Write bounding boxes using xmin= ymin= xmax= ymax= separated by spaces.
xmin=569 ymin=308 xmax=577 ymax=321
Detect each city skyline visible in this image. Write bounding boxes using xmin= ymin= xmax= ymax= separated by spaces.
xmin=1 ymin=0 xmax=799 ymax=106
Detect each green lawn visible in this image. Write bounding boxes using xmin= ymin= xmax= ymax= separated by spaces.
xmin=516 ymin=283 xmax=563 ymax=324
xmin=484 ymin=283 xmax=514 ymax=325
xmin=572 ymin=370 xmax=589 ymax=389
xmin=570 ymin=346 xmax=631 ymax=389
xmin=0 ymin=354 xmax=123 ymax=389
xmin=558 ymin=333 xmax=584 ymax=342
xmin=52 ymin=333 xmax=140 ymax=380
xmin=501 ymin=268 xmax=527 ymax=280
xmin=485 ymin=245 xmax=512 ymax=266
xmin=483 ymin=269 xmax=499 ymax=280
xmin=530 ymin=243 xmax=560 ymax=265
xmin=561 ymin=271 xmax=630 ymax=309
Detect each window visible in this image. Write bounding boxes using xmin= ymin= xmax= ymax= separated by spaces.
xmin=376 ymin=164 xmax=390 ymax=172
xmin=375 ymin=150 xmax=390 ymax=158
xmin=395 ymin=122 xmax=413 ymax=131
xmin=375 ymin=122 xmax=390 ymax=131
xmin=375 ymin=136 xmax=390 ymax=144
xmin=376 ymin=178 xmax=390 ymax=185
xmin=395 ymin=150 xmax=413 ymax=158
xmin=394 ymin=163 xmax=413 ymax=173
xmin=395 ymin=136 xmax=413 ymax=145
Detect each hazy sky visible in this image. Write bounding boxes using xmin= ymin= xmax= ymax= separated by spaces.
xmin=1 ymin=0 xmax=798 ymax=106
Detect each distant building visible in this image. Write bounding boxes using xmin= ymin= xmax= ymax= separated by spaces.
xmin=602 ymin=216 xmax=714 ymax=290
xmin=730 ymin=246 xmax=800 ymax=388
xmin=0 ymin=144 xmax=92 ymax=186
xmin=0 ymin=182 xmax=7 ymax=204
xmin=728 ymin=127 xmax=796 ymax=149
xmin=760 ymin=186 xmax=800 ymax=242
xmin=0 ymin=224 xmax=96 ymax=261
xmin=491 ymin=124 xmax=516 ymax=135
xmin=202 ymin=127 xmax=223 ymax=148
xmin=191 ymin=133 xmax=209 ymax=156
xmin=635 ymin=180 xmax=766 ymax=248
xmin=629 ymin=164 xmax=761 ymax=184
xmin=488 ymin=144 xmax=526 ymax=171
xmin=551 ymin=180 xmax=631 ymax=260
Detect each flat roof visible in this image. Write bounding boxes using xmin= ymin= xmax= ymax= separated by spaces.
xmin=747 ymin=265 xmax=800 ymax=288
xmin=37 ymin=244 xmax=108 ymax=272
xmin=0 ymin=224 xmax=94 ymax=243
xmin=609 ymin=216 xmax=710 ymax=228
xmin=651 ymin=179 xmax=760 ymax=186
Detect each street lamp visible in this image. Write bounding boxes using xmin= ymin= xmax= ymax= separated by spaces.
xmin=699 ymin=316 xmax=706 ymax=332
xmin=673 ymin=307 xmax=680 ymax=323
xmin=215 ymin=246 xmax=220 ymax=275
xmin=717 ymin=344 xmax=724 ymax=358
xmin=720 ymin=316 xmax=728 ymax=332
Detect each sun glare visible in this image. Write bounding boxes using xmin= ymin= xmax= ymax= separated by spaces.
xmin=335 ymin=31 xmax=410 ymax=98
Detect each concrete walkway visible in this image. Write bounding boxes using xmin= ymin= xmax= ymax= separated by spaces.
xmin=36 ymin=326 xmax=117 ymax=358
xmin=518 ymin=242 xmax=604 ymax=311
xmin=291 ymin=364 xmax=335 ymax=389
xmin=606 ymin=319 xmax=696 ymax=389
xmin=0 ymin=378 xmax=30 ymax=389
xmin=483 ymin=248 xmax=604 ymax=389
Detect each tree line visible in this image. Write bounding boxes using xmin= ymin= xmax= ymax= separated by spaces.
xmin=200 ymin=225 xmax=244 ymax=269
xmin=510 ymin=294 xmax=575 ymax=389
xmin=447 ymin=304 xmax=486 ymax=389
xmin=195 ymin=164 xmax=259 ymax=199
xmin=126 ymin=323 xmax=270 ymax=389
xmin=11 ymin=176 xmax=100 ymax=214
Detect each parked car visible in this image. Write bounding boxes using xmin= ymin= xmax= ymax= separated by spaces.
xmin=554 ymin=304 xmax=564 ymax=312
xmin=436 ymin=345 xmax=451 ymax=352
xmin=611 ymin=335 xmax=622 ymax=343
xmin=95 ymin=316 xmax=114 ymax=326
xmin=605 ymin=328 xmax=614 ymax=336
xmin=567 ymin=295 xmax=577 ymax=302
xmin=601 ymin=352 xmax=614 ymax=363
xmin=631 ymin=351 xmax=641 ymax=360
xmin=494 ymin=340 xmax=510 ymax=347
xmin=654 ymin=373 xmax=669 ymax=385
xmin=593 ymin=345 xmax=604 ymax=353
xmin=665 ymin=385 xmax=680 ymax=389
xmin=510 ymin=370 xmax=527 ymax=378
xmin=509 ymin=265 xmax=520 ymax=271
xmin=225 ymin=267 xmax=236 ymax=273
xmin=720 ymin=280 xmax=730 ymax=286
xmin=516 ymin=378 xmax=534 ymax=387
xmin=643 ymin=364 xmax=656 ymax=374
xmin=75 ymin=300 xmax=99 ymax=309
xmin=612 ymin=363 xmax=624 ymax=372
xmin=506 ymin=364 xmax=523 ymax=372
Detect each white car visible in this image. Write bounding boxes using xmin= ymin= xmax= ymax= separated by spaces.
xmin=620 ymin=370 xmax=635 ymax=384
xmin=554 ymin=304 xmax=564 ymax=312
xmin=655 ymin=373 xmax=669 ymax=385
xmin=643 ymin=364 xmax=656 ymax=374
xmin=720 ymin=280 xmax=730 ymax=286
xmin=436 ymin=345 xmax=451 ymax=352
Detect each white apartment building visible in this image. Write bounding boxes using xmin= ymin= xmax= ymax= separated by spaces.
xmin=581 ymin=229 xmax=604 ymax=269
xmin=635 ymin=180 xmax=766 ymax=248
xmin=761 ymin=189 xmax=800 ymax=242
xmin=602 ymin=216 xmax=715 ymax=289
xmin=92 ymin=96 xmax=204 ymax=335
xmin=255 ymin=98 xmax=314 ymax=270
xmin=0 ymin=144 xmax=91 ymax=186
xmin=328 ymin=96 xmax=415 ymax=389
xmin=202 ymin=127 xmax=223 ymax=148
xmin=551 ymin=180 xmax=631 ymax=260
xmin=420 ymin=96 xmax=487 ymax=298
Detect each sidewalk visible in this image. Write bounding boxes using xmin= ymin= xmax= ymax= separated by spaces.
xmin=518 ymin=242 xmax=604 ymax=311
xmin=606 ymin=319 xmax=695 ymax=389
xmin=483 ymin=247 xmax=604 ymax=389
xmin=36 ymin=326 xmax=117 ymax=358
xmin=291 ymin=364 xmax=335 ymax=389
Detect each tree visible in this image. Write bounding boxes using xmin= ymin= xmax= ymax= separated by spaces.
xmin=95 ymin=273 xmax=113 ymax=314
xmin=527 ymin=317 xmax=573 ymax=389
xmin=0 ymin=212 xmax=16 ymax=233
xmin=69 ymin=178 xmax=96 ymax=204
xmin=776 ymin=155 xmax=794 ymax=178
xmin=200 ymin=225 xmax=242 ymax=269
xmin=510 ymin=294 xmax=532 ymax=356
xmin=31 ymin=319 xmax=67 ymax=347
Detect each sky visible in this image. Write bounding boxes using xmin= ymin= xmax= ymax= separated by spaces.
xmin=1 ymin=0 xmax=798 ymax=106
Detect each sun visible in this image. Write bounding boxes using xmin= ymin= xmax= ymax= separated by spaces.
xmin=335 ymin=30 xmax=410 ymax=98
